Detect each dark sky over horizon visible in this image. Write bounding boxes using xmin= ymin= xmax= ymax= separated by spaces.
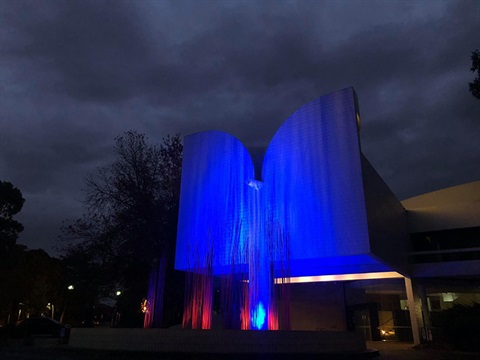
xmin=1 ymin=0 xmax=479 ymax=256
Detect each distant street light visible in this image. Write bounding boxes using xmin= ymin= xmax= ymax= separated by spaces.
xmin=61 ymin=285 xmax=75 ymax=323
xmin=111 ymin=291 xmax=122 ymax=327
xmin=47 ymin=303 xmax=55 ymax=319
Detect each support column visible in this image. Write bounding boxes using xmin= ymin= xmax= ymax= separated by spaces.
xmin=417 ymin=282 xmax=432 ymax=341
xmin=404 ymin=277 xmax=421 ymax=345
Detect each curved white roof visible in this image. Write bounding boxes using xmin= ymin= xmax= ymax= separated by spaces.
xmin=401 ymin=181 xmax=480 ymax=232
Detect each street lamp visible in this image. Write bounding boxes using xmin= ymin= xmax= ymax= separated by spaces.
xmin=47 ymin=303 xmax=55 ymax=319
xmin=60 ymin=285 xmax=74 ymax=323
xmin=111 ymin=291 xmax=122 ymax=326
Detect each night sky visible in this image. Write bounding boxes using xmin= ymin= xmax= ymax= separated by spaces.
xmin=1 ymin=0 xmax=479 ymax=255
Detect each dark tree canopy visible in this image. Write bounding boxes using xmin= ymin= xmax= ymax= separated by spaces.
xmin=59 ymin=131 xmax=183 ymax=327
xmin=0 ymin=181 xmax=25 ymax=261
xmin=0 ymin=245 xmax=65 ymax=325
xmin=82 ymin=131 xmax=182 ymax=260
xmin=469 ymin=49 xmax=480 ymax=100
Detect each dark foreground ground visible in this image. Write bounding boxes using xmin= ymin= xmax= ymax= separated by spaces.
xmin=0 ymin=338 xmax=478 ymax=360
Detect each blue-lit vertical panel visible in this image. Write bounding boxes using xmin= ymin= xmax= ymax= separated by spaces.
xmin=175 ymin=131 xmax=254 ymax=273
xmin=262 ymin=88 xmax=370 ymax=267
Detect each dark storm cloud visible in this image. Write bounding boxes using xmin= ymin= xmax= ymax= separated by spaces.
xmin=2 ymin=0 xmax=152 ymax=101
xmin=1 ymin=0 xmax=479 ymax=253
xmin=1 ymin=103 xmax=113 ymax=192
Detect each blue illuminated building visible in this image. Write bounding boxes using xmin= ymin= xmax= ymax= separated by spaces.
xmin=174 ymin=88 xmax=480 ymax=341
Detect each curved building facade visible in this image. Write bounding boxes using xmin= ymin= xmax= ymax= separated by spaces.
xmin=174 ymin=88 xmax=480 ymax=341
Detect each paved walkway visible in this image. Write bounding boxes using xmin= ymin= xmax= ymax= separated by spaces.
xmin=1 ymin=338 xmax=478 ymax=359
xmin=367 ymin=341 xmax=477 ymax=360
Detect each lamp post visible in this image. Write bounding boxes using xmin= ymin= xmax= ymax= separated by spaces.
xmin=47 ymin=303 xmax=55 ymax=319
xmin=111 ymin=290 xmax=122 ymax=327
xmin=60 ymin=285 xmax=75 ymax=323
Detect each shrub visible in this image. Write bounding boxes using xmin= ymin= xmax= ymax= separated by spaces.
xmin=435 ymin=302 xmax=480 ymax=352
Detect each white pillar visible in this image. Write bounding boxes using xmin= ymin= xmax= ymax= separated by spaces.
xmin=404 ymin=277 xmax=421 ymax=345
